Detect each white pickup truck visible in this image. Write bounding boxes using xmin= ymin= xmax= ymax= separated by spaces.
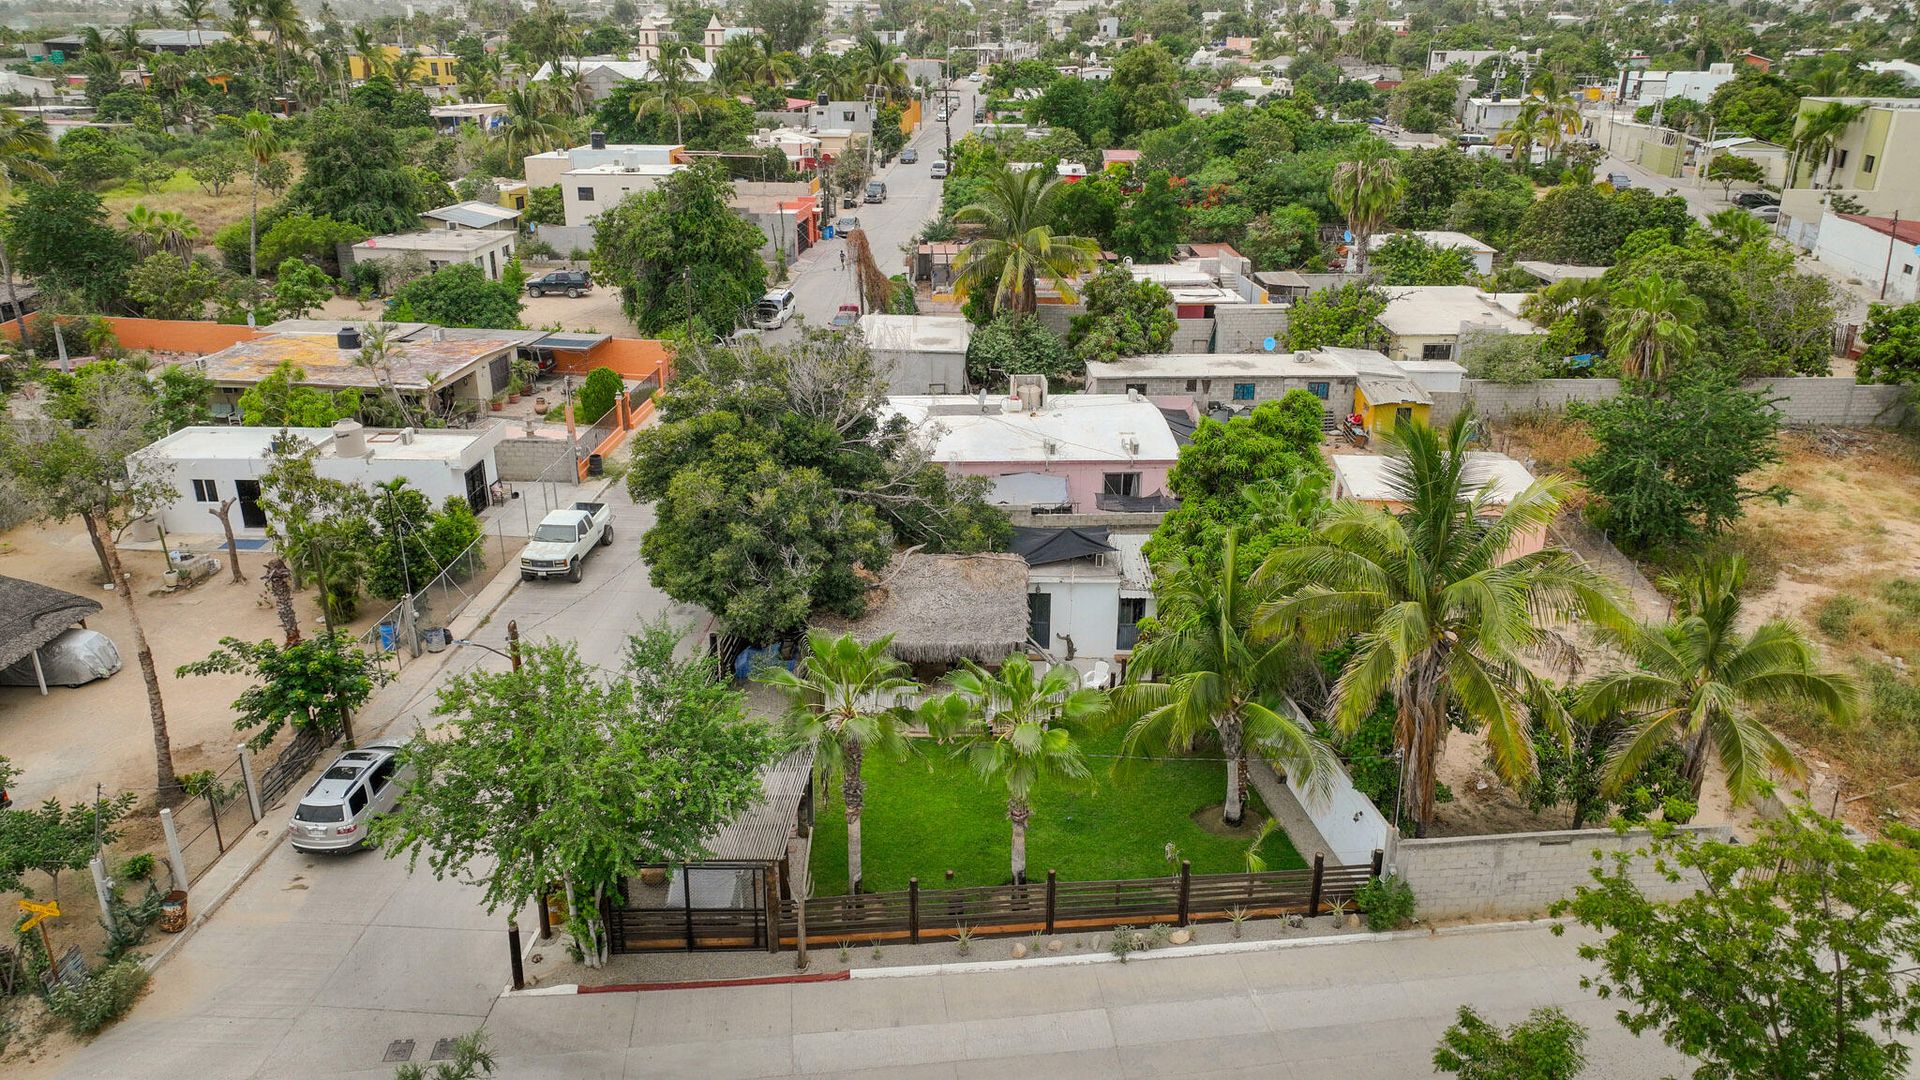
xmin=518 ymin=502 xmax=613 ymax=582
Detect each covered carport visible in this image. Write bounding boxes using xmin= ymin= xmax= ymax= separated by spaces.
xmin=0 ymin=576 xmax=103 ymax=696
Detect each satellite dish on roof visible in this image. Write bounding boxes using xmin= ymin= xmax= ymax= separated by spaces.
xmin=1263 ymin=336 xmax=1277 ymax=351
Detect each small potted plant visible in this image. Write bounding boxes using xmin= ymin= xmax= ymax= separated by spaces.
xmin=506 ymin=376 xmax=524 ymax=405
xmin=489 ymin=391 xmax=506 ymax=412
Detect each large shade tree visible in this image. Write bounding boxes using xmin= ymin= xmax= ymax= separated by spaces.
xmin=1115 ymin=530 xmax=1335 ymax=827
xmin=1254 ymin=413 xmax=1628 ymax=833
xmin=1578 ymin=554 xmax=1859 ymax=804
xmin=760 ymin=631 xmax=915 ymax=894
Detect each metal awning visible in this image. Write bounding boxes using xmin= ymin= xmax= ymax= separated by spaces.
xmin=530 ymin=332 xmax=612 ymax=352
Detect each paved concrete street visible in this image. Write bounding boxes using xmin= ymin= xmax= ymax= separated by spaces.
xmin=774 ymin=88 xmax=978 ymax=333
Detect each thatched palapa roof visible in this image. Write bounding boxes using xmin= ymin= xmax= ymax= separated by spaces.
xmin=0 ymin=576 xmax=103 ymax=671
xmin=815 ymin=552 xmax=1030 ymax=664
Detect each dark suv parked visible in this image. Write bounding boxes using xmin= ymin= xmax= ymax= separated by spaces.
xmin=527 ymin=270 xmax=592 ymax=298
xmin=1732 ymin=191 xmax=1780 ymax=209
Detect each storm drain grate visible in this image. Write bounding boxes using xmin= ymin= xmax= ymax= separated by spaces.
xmin=430 ymin=1038 xmax=459 ymax=1061
xmin=383 ymin=1039 xmax=416 ymax=1063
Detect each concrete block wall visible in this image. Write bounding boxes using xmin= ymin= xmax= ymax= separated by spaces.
xmin=1392 ymin=824 xmax=1732 ymax=921
xmin=1213 ymin=305 xmax=1292 ymax=353
xmin=1431 ymin=377 xmax=1914 ymax=429
xmin=494 ymin=435 xmax=576 ymax=481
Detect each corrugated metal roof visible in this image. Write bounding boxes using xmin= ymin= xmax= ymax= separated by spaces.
xmin=699 ymin=748 xmax=815 ymax=863
xmin=423 ymin=201 xmax=521 ymax=228
xmin=987 ymin=471 xmax=1071 ymax=507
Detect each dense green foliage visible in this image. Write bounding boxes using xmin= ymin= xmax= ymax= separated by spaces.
xmin=575 ymin=366 xmax=624 ymax=425
xmin=1433 ymin=1006 xmax=1589 ymax=1080
xmin=1068 ymin=267 xmax=1177 ymax=364
xmin=289 ymin=104 xmax=432 ymax=234
xmin=177 ymin=631 xmax=390 ymax=749
xmin=1285 ymin=281 xmax=1389 ymax=350
xmin=591 ymin=164 xmax=767 ymax=340
xmin=1857 ymin=302 xmax=1920 ymax=384
xmin=965 ymin=312 xmax=1076 ymax=386
xmin=385 ymin=263 xmax=523 ymax=329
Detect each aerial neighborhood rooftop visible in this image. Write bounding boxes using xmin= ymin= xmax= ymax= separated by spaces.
xmin=4 ymin=1 xmax=1920 ymax=1075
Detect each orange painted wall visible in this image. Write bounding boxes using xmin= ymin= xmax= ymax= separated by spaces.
xmin=0 ymin=315 xmax=265 ymax=354
xmin=550 ymin=337 xmax=674 ymax=380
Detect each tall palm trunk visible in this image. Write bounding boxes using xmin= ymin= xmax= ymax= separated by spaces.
xmin=1 ymin=245 xmax=29 ymax=355
xmin=843 ymin=741 xmax=865 ymax=894
xmin=1395 ymin=657 xmax=1449 ymax=836
xmin=264 ymin=557 xmax=300 ymax=644
xmin=1682 ymin=720 xmax=1714 ymax=801
xmin=1008 ymin=797 xmax=1031 ymax=884
xmin=1219 ymin=711 xmax=1246 ymax=826
xmin=248 ymin=157 xmax=260 ymax=319
xmin=85 ymin=509 xmax=180 ymax=804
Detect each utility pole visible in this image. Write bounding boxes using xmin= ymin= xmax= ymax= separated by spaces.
xmin=1880 ymin=209 xmax=1902 ymax=301
xmin=507 ymin=619 xmax=521 ymax=672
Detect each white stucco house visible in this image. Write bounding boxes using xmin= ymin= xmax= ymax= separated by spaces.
xmin=1012 ymin=526 xmax=1154 ymax=680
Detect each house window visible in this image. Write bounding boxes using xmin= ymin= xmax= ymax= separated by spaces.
xmin=191 ymin=479 xmax=218 ymax=502
xmin=1864 ymin=154 xmax=1876 ymax=172
xmin=1834 ymin=148 xmax=1849 ymax=170
xmin=1395 ymin=406 xmax=1414 ymax=427
xmin=429 ymin=62 xmax=440 ymax=76
xmin=1421 ymin=342 xmax=1454 ymax=360
xmin=1183 ymin=378 xmax=1197 ymax=392
xmin=1117 ymin=597 xmax=1148 ymax=651
xmin=577 ymin=186 xmax=594 ymax=201
xmin=1125 ymin=382 xmax=1148 ymax=395
xmin=1232 ymin=383 xmax=1255 ymax=401
xmin=1028 ymin=591 xmax=1052 ymax=646
xmin=842 ymin=110 xmax=856 ymax=122
xmin=1307 ymin=380 xmax=1329 ymax=400
xmin=513 ymin=196 xmax=526 ymax=209
xmin=1102 ymin=472 xmax=1141 ymax=497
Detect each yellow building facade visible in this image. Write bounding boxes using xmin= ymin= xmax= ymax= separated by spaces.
xmin=349 ymin=47 xmax=460 ymax=88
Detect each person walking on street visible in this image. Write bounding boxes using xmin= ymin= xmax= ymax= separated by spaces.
xmin=840 ymin=249 xmax=847 ymax=271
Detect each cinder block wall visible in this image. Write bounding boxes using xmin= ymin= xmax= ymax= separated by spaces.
xmin=1213 ymin=305 xmax=1291 ymax=353
xmin=494 ymin=436 xmax=575 ymax=481
xmin=1392 ymin=824 xmax=1732 ymax=921
xmin=1431 ymin=378 xmax=1914 ymax=429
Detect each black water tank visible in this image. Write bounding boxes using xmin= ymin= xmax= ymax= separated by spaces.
xmin=816 ymin=91 xmax=829 ymax=106
xmin=337 ymin=326 xmax=361 ymax=349
xmin=587 ymin=453 xmax=604 ymax=476
xmin=590 ymin=130 xmax=606 ymax=150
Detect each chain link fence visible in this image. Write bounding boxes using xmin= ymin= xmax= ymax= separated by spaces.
xmin=169 ymin=752 xmax=260 ymax=885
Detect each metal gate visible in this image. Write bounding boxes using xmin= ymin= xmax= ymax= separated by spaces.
xmin=605 ymin=864 xmax=771 ymax=952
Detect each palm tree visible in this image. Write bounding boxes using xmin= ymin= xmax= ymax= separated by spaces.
xmin=950 ymin=165 xmax=1101 ymax=315
xmin=1114 ymin=530 xmax=1335 ymax=828
xmin=1252 ymin=413 xmax=1627 ymax=834
xmin=351 ymin=27 xmax=393 ymax=82
xmin=1578 ymin=555 xmax=1859 ymax=804
xmin=223 ymin=110 xmax=281 ymax=320
xmin=923 ymin=655 xmax=1103 ymax=884
xmin=1494 ymin=99 xmax=1554 ymax=168
xmin=496 ymin=86 xmax=568 ymax=161
xmin=1706 ymin=207 xmax=1773 ymax=250
xmin=746 ymin=37 xmax=796 ymax=90
xmin=631 ymin=46 xmax=721 ymax=143
xmin=1603 ymin=271 xmax=1704 ymax=380
xmin=843 ymin=35 xmax=907 ymax=103
xmin=1328 ymin=145 xmax=1403 ymax=273
xmin=255 ymin=0 xmax=305 ymax=88
xmin=389 ymin=47 xmax=425 ymax=94
xmin=1520 ymin=276 xmax=1608 ymax=327
xmin=1791 ymin=101 xmax=1867 ymax=187
xmin=760 ymin=631 xmax=916 ymax=894
xmin=455 ymin=51 xmax=501 ymax=102
xmin=124 ymin=205 xmax=200 ymax=259
xmin=0 ymin=108 xmax=52 ymax=345
xmin=177 ymin=0 xmax=213 ymax=46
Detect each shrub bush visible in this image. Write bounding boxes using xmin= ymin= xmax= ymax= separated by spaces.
xmin=47 ymin=959 xmax=150 ymax=1035
xmin=1354 ymin=875 xmax=1417 ymax=931
xmin=576 ymin=366 xmax=624 ymax=425
xmin=1814 ymin=595 xmax=1859 ymax=639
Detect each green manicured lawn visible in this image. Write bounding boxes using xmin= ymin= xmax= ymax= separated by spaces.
xmin=806 ymin=724 xmax=1304 ymax=895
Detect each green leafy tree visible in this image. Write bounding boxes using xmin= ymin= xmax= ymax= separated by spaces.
xmin=1109 ymin=42 xmax=1184 ymax=139
xmin=1242 ymin=205 xmax=1323 ymax=270
xmin=1254 ymin=414 xmax=1626 ymax=833
xmin=258 ymin=213 xmax=369 ymax=277
xmin=1528 ymin=693 xmax=1691 ymax=830
xmin=1554 ymin=810 xmax=1920 ymax=1080
xmin=56 ymin=127 xmax=136 ymax=188
xmin=1706 ymin=69 xmax=1803 ymax=145
xmin=1856 ymin=302 xmax=1920 ymax=384
xmin=760 ymin=631 xmax=915 ymax=893
xmin=575 ymin=366 xmax=623 ymax=424
xmin=1604 ymin=271 xmax=1705 ymax=380
xmin=965 ymin=312 xmax=1076 ymax=385
xmin=126 ymin=252 xmax=223 ymax=320
xmin=178 ymin=631 xmax=391 ymax=749
xmin=923 ymin=656 xmax=1104 ymax=884
xmin=257 ymin=436 xmax=373 ymax=626
xmin=523 ymin=184 xmax=564 ymax=226
xmin=224 ymin=109 xmax=283 ymax=320
xmin=238 ymin=361 xmax=364 ymax=427
xmin=1570 ymin=371 xmax=1789 ymax=552
xmin=951 ymin=164 xmax=1101 ymax=317
xmin=1511 ymin=185 xmax=1692 ymax=266
xmin=1706 ymin=153 xmax=1767 ymax=199
xmin=385 ymin=263 xmax=522 ymax=329
xmin=1370 ymin=234 xmax=1475 ymax=286
xmin=272 ymin=258 xmax=335 ymax=319
xmin=373 ymin=628 xmax=775 ymax=966
xmin=1068 ymin=267 xmax=1176 ymax=364
xmin=1146 ymin=392 xmax=1330 ymax=581
xmin=1433 ymin=1006 xmax=1589 ymax=1080
xmin=4 ymin=183 xmax=136 ymax=313
xmin=0 ymin=766 xmax=137 ymax=902
xmin=1285 ymin=281 xmax=1389 ymax=350
xmin=290 ymin=104 xmax=430 ymax=234
xmin=1112 ymin=169 xmax=1185 ymax=263
xmin=742 ymin=0 xmax=824 ymax=53
xmin=0 ymin=105 xmax=53 ymax=345
xmin=1116 ymin=530 xmax=1336 ymax=827
xmin=592 ymin=163 xmax=767 ymax=339
xmin=1578 ymin=554 xmax=1859 ymax=804
xmin=188 ymin=149 xmax=242 ymax=195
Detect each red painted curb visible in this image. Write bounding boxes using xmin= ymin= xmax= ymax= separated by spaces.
xmin=579 ymin=970 xmax=851 ymax=994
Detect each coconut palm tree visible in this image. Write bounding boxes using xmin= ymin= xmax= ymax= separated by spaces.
xmin=455 ymin=51 xmax=502 ymax=102
xmin=1494 ymin=99 xmax=1555 ymax=168
xmin=923 ymin=656 xmax=1103 ymax=884
xmin=1114 ymin=529 xmax=1335 ymax=828
xmin=222 ymin=110 xmax=281 ymax=320
xmin=496 ymin=85 xmax=568 ymax=161
xmin=760 ymin=631 xmax=916 ymax=894
xmin=843 ymin=35 xmax=907 ymax=103
xmin=950 ymin=164 xmax=1101 ymax=315
xmin=1578 ymin=555 xmax=1860 ymax=804
xmin=1252 ymin=413 xmax=1627 ymax=834
xmin=351 ymin=27 xmax=393 ymax=82
xmin=124 ymin=205 xmax=200 ymax=260
xmin=1791 ymin=101 xmax=1867 ymax=187
xmin=1706 ymin=206 xmax=1773 ymax=250
xmin=1603 ymin=271 xmax=1704 ymax=380
xmin=177 ymin=0 xmax=214 ymax=45
xmin=0 ymin=108 xmax=52 ymax=346
xmin=631 ymin=46 xmax=722 ymax=143
xmin=1329 ymin=144 xmax=1403 ymax=273
xmin=746 ymin=37 xmax=796 ymax=90
xmin=255 ymin=0 xmax=305 ymax=87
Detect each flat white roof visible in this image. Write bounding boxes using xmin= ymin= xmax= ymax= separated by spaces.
xmin=858 ymin=314 xmax=972 ymax=354
xmin=1392 ymin=359 xmax=1467 ymax=376
xmin=1085 ymin=350 xmax=1359 ymax=380
xmin=1334 ymin=451 xmax=1537 ymax=505
xmin=1367 ymin=230 xmax=1496 ymax=255
xmin=1378 ymin=286 xmax=1543 ymax=338
xmin=354 ymin=230 xmax=510 ymax=254
xmin=137 ymin=425 xmax=492 ymax=465
xmin=886 ymin=394 xmax=1182 ymax=464
xmin=566 ymin=162 xmax=686 ymax=177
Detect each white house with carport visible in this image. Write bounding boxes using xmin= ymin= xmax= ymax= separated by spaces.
xmin=131 ymin=421 xmax=505 ymax=539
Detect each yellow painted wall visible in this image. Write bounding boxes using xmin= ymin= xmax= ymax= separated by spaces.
xmin=900 ymin=97 xmax=922 ymax=133
xmin=498 ymin=182 xmax=528 ymax=211
xmin=1353 ymin=385 xmax=1430 ymax=434
xmin=349 ymin=48 xmax=460 ymax=87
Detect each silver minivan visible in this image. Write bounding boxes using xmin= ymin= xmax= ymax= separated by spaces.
xmin=289 ymin=742 xmax=408 ymax=853
xmin=752 ymin=289 xmax=797 ymax=329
